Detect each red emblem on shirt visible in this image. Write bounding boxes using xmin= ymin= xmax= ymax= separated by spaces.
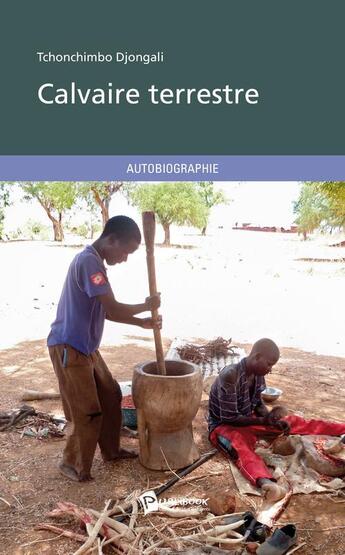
xmin=90 ymin=272 xmax=107 ymax=285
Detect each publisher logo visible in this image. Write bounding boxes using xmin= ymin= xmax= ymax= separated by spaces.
xmin=138 ymin=490 xmax=159 ymax=515
xmin=138 ymin=491 xmax=208 ymax=515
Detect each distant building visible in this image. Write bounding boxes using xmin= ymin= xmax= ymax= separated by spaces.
xmin=232 ymin=223 xmax=297 ymax=233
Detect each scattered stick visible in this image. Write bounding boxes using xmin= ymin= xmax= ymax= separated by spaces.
xmin=156 ymin=447 xmax=217 ymax=496
xmin=142 ymin=538 xmax=166 ymax=554
xmin=169 ymin=518 xmax=201 ymax=529
xmin=35 ymin=523 xmax=86 ymax=542
xmin=20 ymin=532 xmax=65 ymax=548
xmin=126 ymin=531 xmax=143 ymax=555
xmin=108 ymin=501 xmax=132 ymax=518
xmin=88 ymin=508 xmax=134 ymax=540
xmin=73 ymin=500 xmax=112 ymax=555
xmin=129 ymin=500 xmax=138 ymax=531
xmin=326 ymin=491 xmax=345 ymax=504
xmin=179 ymin=532 xmax=243 ymax=545
xmin=170 ymin=471 xmax=222 ymax=486
xmin=299 ymin=525 xmax=345 ymax=531
xmin=158 ymin=505 xmax=204 ymax=518
xmin=286 ymin=543 xmax=306 ymax=554
xmin=320 ymin=525 xmax=345 ymax=531
xmin=167 ymin=526 xmax=183 ymax=552
xmin=21 ymin=389 xmax=60 ymax=401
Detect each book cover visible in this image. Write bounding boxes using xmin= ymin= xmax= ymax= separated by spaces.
xmin=0 ymin=2 xmax=344 ymax=554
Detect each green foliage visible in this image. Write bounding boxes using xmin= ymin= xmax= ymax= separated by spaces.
xmin=5 ymin=219 xmax=51 ymax=241
xmin=29 ymin=220 xmax=43 ymax=235
xmin=76 ymin=182 xmax=125 ymax=225
xmin=78 ymin=182 xmax=124 ymax=199
xmin=196 ymin=182 xmax=228 ymax=209
xmin=312 ymin=182 xmax=345 ymax=227
xmin=21 ymin=182 xmax=78 ymax=241
xmin=196 ymin=182 xmax=228 ymax=234
xmin=0 ymin=183 xmax=12 ymax=240
xmin=293 ymin=183 xmax=330 ymax=237
xmin=0 ymin=183 xmax=11 ymax=207
xmin=74 ymin=223 xmax=90 ymax=239
xmin=68 ymin=221 xmax=102 ymax=239
xmin=294 ymin=182 xmax=345 ymax=237
xmin=22 ymin=182 xmax=77 ymax=212
xmin=130 ymin=182 xmax=208 ymax=230
xmin=0 ymin=215 xmax=4 ymax=239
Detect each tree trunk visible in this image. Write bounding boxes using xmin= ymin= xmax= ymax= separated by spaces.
xmin=162 ymin=223 xmax=171 ymax=246
xmin=201 ymin=226 xmax=207 ymax=236
xmin=303 ymin=230 xmax=307 ymax=240
xmin=102 ymin=199 xmax=110 ymax=227
xmin=52 ymin=218 xmax=64 ymax=241
xmin=91 ymin=188 xmax=109 ymax=228
xmin=37 ymin=199 xmax=64 ymax=242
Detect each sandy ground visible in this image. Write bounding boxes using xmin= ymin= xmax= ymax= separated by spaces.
xmin=0 ymin=341 xmax=345 ymax=554
xmin=0 ymin=227 xmax=344 ymax=554
xmin=0 ymin=226 xmax=344 ymax=356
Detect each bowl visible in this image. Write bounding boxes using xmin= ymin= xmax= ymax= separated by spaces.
xmin=261 ymin=387 xmax=282 ymax=403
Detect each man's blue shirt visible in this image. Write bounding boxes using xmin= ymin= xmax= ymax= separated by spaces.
xmin=47 ymin=245 xmax=111 ymax=355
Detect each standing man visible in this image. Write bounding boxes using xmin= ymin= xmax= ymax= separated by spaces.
xmin=48 ymin=215 xmax=161 ymax=482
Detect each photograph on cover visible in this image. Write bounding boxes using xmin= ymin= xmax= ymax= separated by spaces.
xmin=0 ymin=181 xmax=344 ymax=553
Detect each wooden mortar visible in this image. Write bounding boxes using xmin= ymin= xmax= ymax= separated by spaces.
xmin=132 ymin=360 xmax=203 ymax=470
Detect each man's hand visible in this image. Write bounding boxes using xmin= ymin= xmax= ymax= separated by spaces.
xmin=140 ymin=315 xmax=162 ymax=329
xmin=255 ymin=401 xmax=270 ymax=418
xmin=145 ymin=293 xmax=161 ymax=312
xmin=274 ymin=420 xmax=291 ymax=434
xmin=264 ymin=406 xmax=288 ymax=426
xmin=262 ymin=412 xmax=290 ymax=435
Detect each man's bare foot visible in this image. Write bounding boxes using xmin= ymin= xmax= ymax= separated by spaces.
xmin=104 ymin=448 xmax=138 ymax=461
xmin=58 ymin=463 xmax=93 ymax=482
xmin=257 ymin=478 xmax=286 ymax=502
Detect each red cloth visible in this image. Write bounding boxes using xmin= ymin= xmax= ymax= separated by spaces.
xmin=209 ymin=415 xmax=345 ymax=486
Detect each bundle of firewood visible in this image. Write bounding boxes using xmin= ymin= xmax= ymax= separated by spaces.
xmin=177 ymin=337 xmax=237 ymax=365
xmin=0 ymin=405 xmax=65 ymax=438
xmin=0 ymin=405 xmax=36 ymax=431
xmin=36 ymin=497 xmax=247 ymax=554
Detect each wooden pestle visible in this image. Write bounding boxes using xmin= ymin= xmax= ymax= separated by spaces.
xmin=142 ymin=211 xmax=166 ymax=375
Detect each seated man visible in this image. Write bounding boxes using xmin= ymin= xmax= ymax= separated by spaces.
xmin=208 ymin=338 xmax=345 ymax=501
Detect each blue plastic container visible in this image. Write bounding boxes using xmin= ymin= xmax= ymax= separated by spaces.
xmin=119 ymin=380 xmax=137 ymax=428
xmin=121 ymin=407 xmax=137 ymax=428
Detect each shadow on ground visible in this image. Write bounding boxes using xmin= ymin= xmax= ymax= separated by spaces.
xmin=0 ymin=339 xmax=345 ymax=554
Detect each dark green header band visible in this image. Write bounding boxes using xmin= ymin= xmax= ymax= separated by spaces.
xmin=1 ymin=1 xmax=344 ymax=155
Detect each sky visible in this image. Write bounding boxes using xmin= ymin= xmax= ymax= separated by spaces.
xmin=4 ymin=182 xmax=302 ymax=232
xmin=211 ymin=182 xmax=302 ymax=227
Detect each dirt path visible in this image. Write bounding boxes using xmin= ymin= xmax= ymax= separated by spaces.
xmin=0 ymin=339 xmax=344 ymax=554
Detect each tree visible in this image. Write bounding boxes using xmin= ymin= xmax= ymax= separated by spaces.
xmin=294 ymin=182 xmax=345 ymax=239
xmin=196 ymin=182 xmax=228 ymax=235
xmin=312 ymin=182 xmax=345 ymax=228
xmin=130 ymin=182 xmax=208 ymax=246
xmin=77 ymin=182 xmax=125 ymax=227
xmin=0 ymin=183 xmax=12 ymax=240
xmin=21 ymin=182 xmax=77 ymax=241
xmin=293 ymin=183 xmax=331 ymax=239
